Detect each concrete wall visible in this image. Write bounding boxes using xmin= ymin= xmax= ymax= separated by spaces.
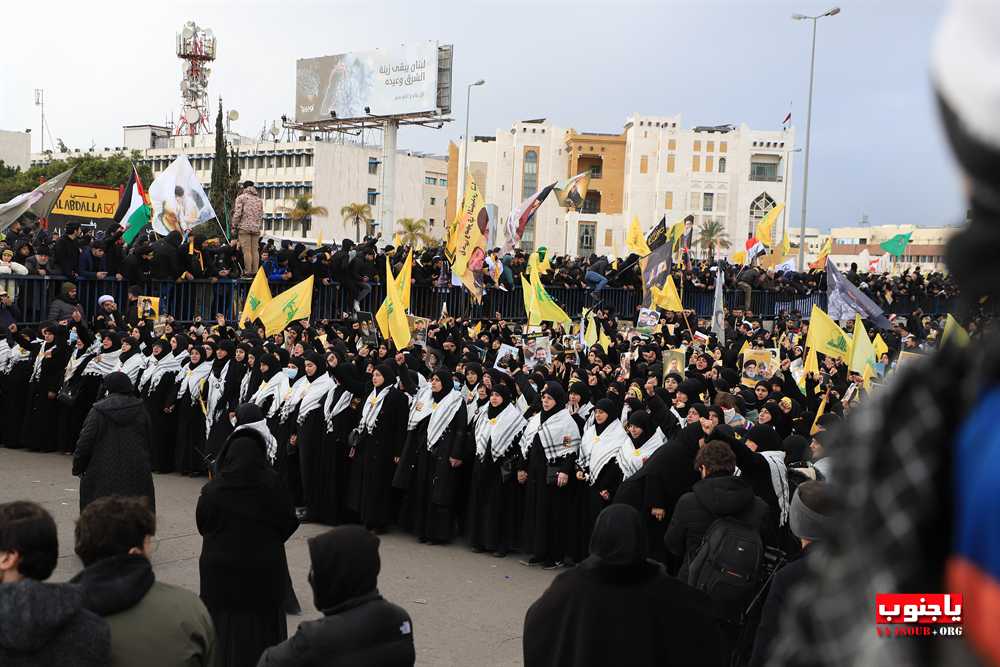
xmin=0 ymin=130 xmax=31 ymax=171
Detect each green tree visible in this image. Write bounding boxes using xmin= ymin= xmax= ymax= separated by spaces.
xmin=227 ymin=145 xmax=242 ymax=216
xmin=396 ymin=217 xmax=432 ymax=248
xmin=697 ymin=219 xmax=731 ymax=261
xmin=279 ymin=196 xmax=328 ymax=235
xmin=209 ymin=100 xmax=230 ymax=234
xmin=340 ymin=202 xmax=371 ymax=242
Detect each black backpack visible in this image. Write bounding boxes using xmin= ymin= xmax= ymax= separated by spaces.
xmin=686 ymin=516 xmax=764 ymax=620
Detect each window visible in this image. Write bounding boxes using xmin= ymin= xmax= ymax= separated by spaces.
xmin=429 ymin=218 xmax=435 ymax=226
xmin=305 ymin=154 xmax=313 ymax=167
xmin=693 ymin=140 xmax=702 ymax=152
xmin=750 ymin=162 xmax=779 ymax=181
xmin=666 ymin=155 xmax=675 ymax=173
xmin=706 ymin=156 xmax=714 ymax=172
xmin=707 ymin=141 xmax=715 ymax=153
xmin=690 ymin=192 xmax=700 ymax=209
xmin=582 ymin=191 xmax=601 ymax=214
xmin=640 ymin=155 xmax=648 ymax=174
xmin=665 ymin=191 xmax=673 ymax=209
xmin=718 ymin=157 xmax=726 ymax=174
xmin=604 ymin=229 xmax=613 ymax=246
xmin=275 ymin=187 xmax=284 ymax=199
xmin=589 ymin=164 xmax=601 ymax=178
xmin=367 ymin=188 xmax=377 ymax=206
xmin=692 ymin=155 xmax=701 ymax=172
xmin=424 ymin=175 xmax=437 ymax=185
xmin=256 ymin=156 xmax=264 ymax=169
xmin=292 ymin=154 xmax=301 ymax=167
xmin=749 ymin=192 xmax=778 ymax=240
xmin=719 ymin=141 xmax=728 ymax=153
xmin=716 ymin=193 xmax=727 ymax=211
xmin=430 ymin=197 xmax=436 ymax=205
xmin=577 ymin=222 xmax=595 ymax=255
xmin=668 ymin=139 xmax=676 ymax=150
xmin=439 ymin=178 xmax=447 ymax=187
xmin=703 ymin=193 xmax=714 ymax=212
xmin=521 ymin=149 xmax=539 ymax=200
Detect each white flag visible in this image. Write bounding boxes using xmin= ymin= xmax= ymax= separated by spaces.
xmin=711 ymin=263 xmax=726 ymax=346
xmin=148 ymin=155 xmax=216 ymax=235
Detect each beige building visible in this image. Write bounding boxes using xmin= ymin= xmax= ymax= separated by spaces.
xmin=32 ymin=125 xmax=448 ymax=243
xmin=0 ymin=130 xmax=31 ymax=171
xmin=826 ymin=224 xmax=959 ymax=273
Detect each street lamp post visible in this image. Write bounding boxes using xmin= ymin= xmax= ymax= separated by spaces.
xmin=462 ymin=79 xmax=486 ymax=194
xmin=792 ymin=6 xmax=840 ymax=270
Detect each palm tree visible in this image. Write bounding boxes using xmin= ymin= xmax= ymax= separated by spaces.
xmin=340 ymin=202 xmax=372 ymax=242
xmin=396 ymin=218 xmax=433 ymax=249
xmin=697 ymin=219 xmax=731 ymax=261
xmin=277 ymin=196 xmax=329 ymax=236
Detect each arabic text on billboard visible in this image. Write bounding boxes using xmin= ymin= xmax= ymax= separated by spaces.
xmin=296 ymin=42 xmax=439 ymax=122
xmin=50 ymin=184 xmax=120 ymax=220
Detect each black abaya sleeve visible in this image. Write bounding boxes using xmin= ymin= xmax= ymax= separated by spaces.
xmin=72 ymin=408 xmax=101 ymax=476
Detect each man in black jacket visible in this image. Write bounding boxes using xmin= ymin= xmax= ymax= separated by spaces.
xmin=53 ymin=221 xmax=83 ymax=279
xmin=347 ymin=245 xmax=376 ymax=312
xmin=665 ymin=440 xmax=769 ymax=581
xmin=257 ymin=526 xmax=415 ymax=667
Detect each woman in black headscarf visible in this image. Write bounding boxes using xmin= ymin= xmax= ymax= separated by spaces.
xmin=519 ymin=382 xmax=582 ymax=568
xmin=293 ymin=352 xmax=335 ymax=524
xmin=237 ymin=343 xmax=261 ymax=404
xmin=468 ymin=384 xmax=527 ymax=557
xmin=22 ymin=323 xmax=70 ymax=452
xmin=197 ymin=404 xmax=299 ymax=667
xmin=56 ymin=324 xmax=97 ymax=454
xmin=140 ymin=334 xmax=188 ymax=473
xmin=523 ymin=504 xmax=726 ymax=667
xmin=322 ymin=350 xmax=364 ymax=525
xmin=394 ymin=369 xmax=468 ymax=544
xmin=574 ymin=398 xmax=630 ymax=555
xmin=349 ymin=363 xmax=409 ymax=532
xmin=205 ymin=339 xmax=245 ymax=461
xmin=169 ymin=343 xmax=211 ymax=476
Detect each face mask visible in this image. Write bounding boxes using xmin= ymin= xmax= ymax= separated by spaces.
xmin=283 ymin=367 xmax=298 ymax=380
xmin=68 ymin=330 xmax=78 ymax=343
xmin=453 ymin=380 xmax=462 ymax=390
xmin=723 ymin=407 xmax=736 ymax=422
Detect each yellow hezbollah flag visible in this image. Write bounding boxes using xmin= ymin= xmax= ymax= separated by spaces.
xmin=780 ymin=229 xmax=792 ymax=257
xmin=651 ymin=275 xmax=683 ymax=312
xmin=528 ymin=248 xmax=552 ymax=277
xmin=848 ymin=315 xmax=877 ymax=388
xmin=521 ymin=274 xmax=536 ymax=318
xmin=809 ymin=237 xmax=833 ymax=270
xmin=397 ymin=249 xmax=413 ymax=310
xmin=668 ymin=221 xmax=687 ymax=251
xmin=731 ymin=249 xmax=747 ymax=265
xmin=803 ymin=346 xmax=820 ymax=376
xmin=452 ymin=177 xmax=486 ymax=275
xmin=258 ymin=275 xmax=313 ymax=336
xmin=376 ymin=257 xmax=411 ymax=348
xmin=941 ymin=313 xmax=970 ymax=348
xmin=805 ymin=304 xmax=850 ymax=362
xmin=626 ymin=216 xmax=652 ymax=256
xmin=528 ymin=270 xmax=571 ymax=325
xmin=239 ymin=268 xmax=272 ymax=326
xmin=873 ymin=333 xmax=889 ymax=359
xmin=755 ymin=203 xmax=785 ymax=248
xmin=810 ymin=392 xmax=828 ymax=436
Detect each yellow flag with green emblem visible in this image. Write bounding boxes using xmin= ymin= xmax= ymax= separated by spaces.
xmin=847 ymin=314 xmax=878 ymax=388
xmin=804 ymin=304 xmax=850 ymax=362
xmin=626 ymin=216 xmax=652 ymax=256
xmin=873 ymin=333 xmax=889 ymax=359
xmin=650 ymin=275 xmax=684 ymax=312
xmin=258 ymin=275 xmax=313 ymax=336
xmin=239 ymin=268 xmax=272 ymax=326
xmin=375 ymin=257 xmax=411 ymax=348
xmin=527 ymin=270 xmax=571 ymax=325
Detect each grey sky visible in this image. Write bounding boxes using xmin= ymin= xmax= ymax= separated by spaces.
xmin=1 ymin=0 xmax=963 ymax=231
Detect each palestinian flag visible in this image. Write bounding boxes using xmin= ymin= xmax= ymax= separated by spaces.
xmin=114 ymin=166 xmax=152 ymax=244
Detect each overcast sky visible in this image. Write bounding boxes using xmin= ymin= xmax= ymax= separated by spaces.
xmin=1 ymin=0 xmax=963 ymax=231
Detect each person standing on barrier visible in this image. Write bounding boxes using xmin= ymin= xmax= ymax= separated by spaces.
xmin=232 ymin=181 xmax=263 ymax=276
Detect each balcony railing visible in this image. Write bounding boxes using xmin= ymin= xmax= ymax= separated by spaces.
xmin=1 ymin=276 xmax=962 ymax=327
xmin=749 ymin=174 xmax=784 ymax=183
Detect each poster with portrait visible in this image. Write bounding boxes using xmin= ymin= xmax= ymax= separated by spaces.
xmin=493 ymin=343 xmax=520 ymax=371
xmin=524 ymin=335 xmax=552 ymax=369
xmin=137 ymin=296 xmax=159 ymax=321
xmin=741 ymin=348 xmax=779 ymax=387
xmin=407 ymin=315 xmax=431 ymax=348
xmin=637 ymin=307 xmax=660 ymax=328
xmin=662 ymin=348 xmax=687 ymax=380
xmin=896 ymin=350 xmax=924 ymax=372
xmin=148 ymin=155 xmax=217 ymax=236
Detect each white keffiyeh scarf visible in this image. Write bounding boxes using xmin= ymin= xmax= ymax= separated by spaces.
xmin=323 ymin=382 xmax=354 ymax=433
xmin=252 ymin=372 xmax=291 ymax=419
xmin=407 ymin=383 xmax=434 ymax=431
xmin=617 ymin=427 xmax=666 ymax=480
xmin=4 ymin=344 xmax=30 ymax=374
xmin=296 ymin=373 xmax=334 ymax=425
xmin=231 ymin=420 xmax=279 ymax=465
xmin=359 ymin=386 xmax=391 ymax=434
xmin=761 ymin=449 xmax=791 ymax=526
xmin=29 ymin=341 xmax=51 ymax=383
xmin=463 ymin=382 xmax=481 ymax=422
xmin=145 ymin=350 xmax=187 ymax=393
xmin=280 ymin=376 xmax=311 ymax=423
xmin=63 ymin=349 xmax=92 ymax=384
xmin=423 ymin=389 xmax=464 ymax=450
xmin=519 ymin=408 xmax=582 ymax=463
xmin=474 ymin=403 xmax=526 ymax=460
xmin=205 ymin=361 xmax=231 ymax=436
xmin=0 ymin=339 xmax=11 ymax=372
xmin=578 ymin=419 xmax=630 ymax=483
xmin=118 ymin=353 xmax=148 ymax=387
xmin=176 ymin=362 xmax=211 ymax=405
xmin=83 ymin=349 xmax=121 ymax=377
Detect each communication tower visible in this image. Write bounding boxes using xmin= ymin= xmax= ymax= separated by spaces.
xmin=175 ymin=21 xmax=217 ymax=136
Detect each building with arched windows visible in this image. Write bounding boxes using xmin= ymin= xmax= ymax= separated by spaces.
xmin=451 ymin=115 xmax=795 ymax=258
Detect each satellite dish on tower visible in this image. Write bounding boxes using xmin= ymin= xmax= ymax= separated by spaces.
xmin=269 ymin=123 xmax=280 ymax=139
xmin=228 ymin=110 xmax=239 ymax=122
xmin=183 ymin=107 xmax=201 ymax=124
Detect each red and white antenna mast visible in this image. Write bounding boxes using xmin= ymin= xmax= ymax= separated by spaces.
xmin=174 ymin=21 xmax=216 ymax=137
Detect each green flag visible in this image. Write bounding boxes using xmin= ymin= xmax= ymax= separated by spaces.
xmin=879 ymin=232 xmax=912 ymax=258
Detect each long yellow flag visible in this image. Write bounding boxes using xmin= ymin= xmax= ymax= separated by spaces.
xmin=626 ymin=216 xmax=652 ymax=256
xmin=375 ymin=257 xmax=411 ymax=348
xmin=873 ymin=333 xmax=889 ymax=359
xmin=528 ymin=270 xmax=571 ymax=325
xmin=258 ymin=275 xmax=313 ymax=336
xmin=941 ymin=313 xmax=970 ymax=348
xmin=396 ymin=249 xmax=413 ymax=310
xmin=239 ymin=268 xmax=272 ymax=326
xmin=847 ymin=315 xmax=877 ymax=388
xmin=521 ymin=274 xmax=535 ymax=317
xmin=780 ymin=229 xmax=792 ymax=257
xmin=756 ymin=203 xmax=785 ymax=247
xmin=651 ymin=275 xmax=683 ymax=312
xmin=809 ymin=237 xmax=833 ymax=270
xmin=804 ymin=304 xmax=850 ymax=362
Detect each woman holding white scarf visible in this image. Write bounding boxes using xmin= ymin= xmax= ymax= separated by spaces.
xmin=468 ymin=384 xmax=527 ymax=557
xmin=289 ymin=352 xmax=335 ymax=523
xmin=170 ymin=343 xmax=211 ymax=475
xmin=395 ymin=369 xmax=468 ymax=544
xmin=140 ymin=335 xmax=187 ymax=473
xmin=518 ymin=382 xmax=582 ymax=569
xmin=348 ymin=363 xmax=408 ymax=532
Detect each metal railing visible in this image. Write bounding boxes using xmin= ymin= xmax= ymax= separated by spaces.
xmin=1 ymin=275 xmax=960 ymax=327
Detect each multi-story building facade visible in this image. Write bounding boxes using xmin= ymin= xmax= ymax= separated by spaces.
xmin=451 ymin=115 xmax=795 ymax=256
xmin=0 ymin=129 xmax=31 ymax=171
xmin=31 ymin=125 xmax=448 ymax=243
xmin=827 ymin=224 xmax=958 ymax=273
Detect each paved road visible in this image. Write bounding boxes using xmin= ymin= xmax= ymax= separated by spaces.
xmin=0 ymin=448 xmax=556 ymax=666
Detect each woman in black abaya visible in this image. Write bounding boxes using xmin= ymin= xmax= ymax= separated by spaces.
xmin=205 ymin=340 xmax=244 ymax=461
xmin=139 ymin=335 xmax=188 ymax=473
xmin=519 ymin=382 xmax=582 ymax=568
xmin=56 ymin=326 xmax=97 ymax=454
xmin=0 ymin=328 xmax=34 ymax=448
xmin=349 ymin=363 xmax=408 ymax=532
xmin=292 ymin=352 xmax=335 ymax=524
xmin=395 ymin=369 xmax=468 ymax=544
xmin=22 ymin=323 xmax=70 ymax=452
xmin=171 ymin=344 xmax=211 ymax=475
xmin=197 ymin=404 xmax=299 ymax=667
xmin=574 ymin=398 xmax=629 ymax=556
xmin=467 ymin=384 xmax=527 ymax=557
xmin=322 ymin=351 xmax=364 ymax=525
